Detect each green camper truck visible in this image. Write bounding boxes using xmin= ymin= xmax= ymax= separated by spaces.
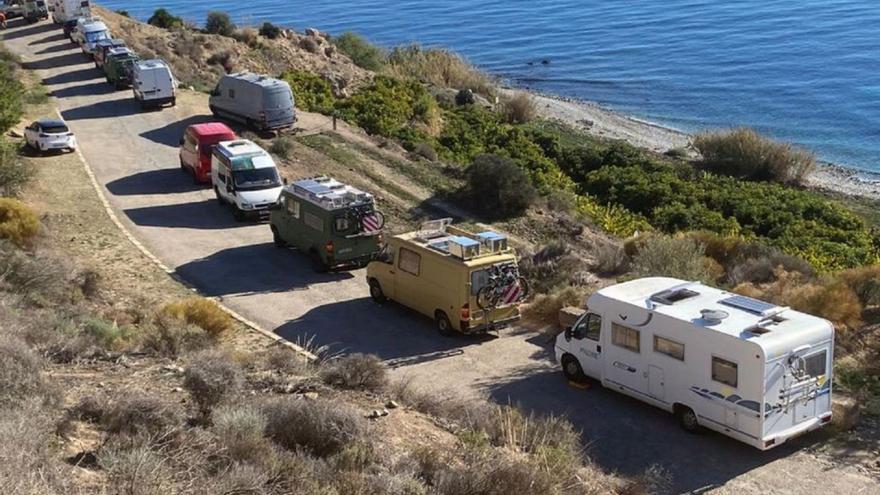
xmin=270 ymin=176 xmax=385 ymax=272
xmin=103 ymin=47 xmax=139 ymax=89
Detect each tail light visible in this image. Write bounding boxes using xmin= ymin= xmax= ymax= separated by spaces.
xmin=821 ymin=414 xmax=832 ymax=424
xmin=325 ymin=241 xmax=334 ymax=255
xmin=460 ymin=303 xmax=470 ymax=321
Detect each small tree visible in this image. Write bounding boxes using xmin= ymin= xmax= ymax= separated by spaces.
xmin=463 ymin=154 xmax=537 ymax=219
xmin=147 ymin=8 xmax=183 ymax=29
xmin=205 ymin=11 xmax=235 ymax=37
xmin=258 ymin=22 xmax=282 ymax=40
xmin=333 ymin=32 xmax=385 ymax=71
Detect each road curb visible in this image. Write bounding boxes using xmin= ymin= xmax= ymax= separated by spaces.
xmin=57 ymin=109 xmax=317 ymax=361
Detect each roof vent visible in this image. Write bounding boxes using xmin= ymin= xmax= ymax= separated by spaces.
xmin=700 ymin=309 xmax=729 ymax=325
xmin=651 ymin=288 xmax=699 ymax=305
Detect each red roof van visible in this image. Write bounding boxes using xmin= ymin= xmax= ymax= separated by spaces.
xmin=178 ymin=122 xmax=236 ymax=183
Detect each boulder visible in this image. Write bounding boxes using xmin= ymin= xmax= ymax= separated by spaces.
xmin=304 ymin=27 xmax=321 ymax=37
xmin=831 ymin=394 xmax=860 ymax=432
xmin=558 ymin=306 xmax=585 ymax=329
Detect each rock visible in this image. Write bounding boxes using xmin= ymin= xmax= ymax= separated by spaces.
xmin=558 ymin=306 xmax=586 ymax=329
xmin=304 ymin=27 xmax=321 ymax=37
xmin=368 ymin=409 xmax=383 ymax=419
xmin=8 ymin=129 xmax=22 ymax=138
xmin=386 ymin=400 xmax=399 ymax=409
xmin=172 ymin=387 xmax=183 ymax=393
xmin=541 ymin=59 xmax=551 ymax=65
xmin=162 ymin=364 xmax=184 ymax=374
xmin=831 ymin=394 xmax=860 ymax=431
xmin=302 ymin=391 xmax=319 ymax=400
xmin=324 ymin=45 xmax=336 ymax=58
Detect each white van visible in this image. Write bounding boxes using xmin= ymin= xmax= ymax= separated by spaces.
xmin=53 ymin=0 xmax=88 ymax=24
xmin=556 ymin=277 xmax=833 ymax=450
xmin=79 ymin=19 xmax=109 ymax=57
xmin=132 ymin=59 xmax=177 ymax=109
xmin=211 ymin=140 xmax=284 ymax=221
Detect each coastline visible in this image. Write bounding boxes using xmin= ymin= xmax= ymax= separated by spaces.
xmin=522 ymin=89 xmax=880 ymax=201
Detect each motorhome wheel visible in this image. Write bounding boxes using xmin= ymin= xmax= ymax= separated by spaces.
xmin=368 ymin=279 xmax=386 ymax=303
xmin=561 ymin=354 xmax=586 ymax=382
xmin=435 ymin=311 xmax=454 ymax=337
xmin=676 ymin=406 xmax=700 ymax=433
xmin=214 ymin=186 xmax=223 ymax=205
xmin=271 ymin=226 xmax=287 ymax=248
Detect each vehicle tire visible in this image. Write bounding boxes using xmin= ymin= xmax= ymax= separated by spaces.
xmin=676 ymin=406 xmax=700 ymax=433
xmin=233 ymin=205 xmax=246 ymax=222
xmin=171 ymin=97 xmax=177 ymax=107
xmin=179 ymin=158 xmax=187 ymax=172
xmin=435 ymin=311 xmax=455 ymax=337
xmin=476 ymin=285 xmax=496 ymax=311
xmin=561 ymin=354 xmax=587 ymax=382
xmin=209 ymin=104 xmax=218 ymax=117
xmin=271 ymin=226 xmax=286 ymax=248
xmin=368 ymin=279 xmax=386 ymax=304
xmin=310 ymin=251 xmax=328 ymax=273
xmin=214 ymin=186 xmax=224 ymax=205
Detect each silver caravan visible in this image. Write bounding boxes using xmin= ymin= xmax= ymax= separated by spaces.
xmin=556 ymin=277 xmax=833 ymax=450
xmin=208 ymin=72 xmax=296 ymax=131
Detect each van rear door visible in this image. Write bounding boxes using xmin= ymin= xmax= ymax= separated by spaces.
xmin=262 ymin=87 xmax=294 ymax=128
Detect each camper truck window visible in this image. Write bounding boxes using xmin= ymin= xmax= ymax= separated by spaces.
xmin=399 ymin=248 xmax=421 ymax=276
xmin=304 ymin=212 xmax=323 ymax=232
xmin=654 ymin=335 xmax=684 ymax=361
xmin=612 ymin=323 xmax=640 ymax=353
xmin=712 ymin=356 xmax=738 ymax=387
xmin=471 ymin=269 xmax=489 ymax=296
xmin=804 ymin=350 xmax=827 ymax=378
xmin=286 ymin=199 xmax=300 ymax=219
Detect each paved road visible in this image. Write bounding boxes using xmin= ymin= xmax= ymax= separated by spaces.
xmin=4 ymin=19 xmax=876 ymax=494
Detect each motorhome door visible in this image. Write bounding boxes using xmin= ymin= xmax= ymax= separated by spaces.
xmin=569 ymin=312 xmax=603 ymax=379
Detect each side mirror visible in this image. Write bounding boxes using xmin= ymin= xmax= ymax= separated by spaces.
xmin=283 ymin=178 xmax=288 ymax=185
xmin=563 ymin=327 xmax=573 ymax=342
xmin=226 ymin=184 xmax=234 ymax=194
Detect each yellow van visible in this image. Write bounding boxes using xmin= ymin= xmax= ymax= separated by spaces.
xmin=366 ymin=219 xmax=527 ymax=335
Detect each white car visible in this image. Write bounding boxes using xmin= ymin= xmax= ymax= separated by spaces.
xmin=24 ymin=119 xmax=77 ymax=153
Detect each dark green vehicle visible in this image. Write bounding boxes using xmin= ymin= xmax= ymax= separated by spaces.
xmin=103 ymin=47 xmax=139 ymax=89
xmin=270 ymin=176 xmax=385 ymax=272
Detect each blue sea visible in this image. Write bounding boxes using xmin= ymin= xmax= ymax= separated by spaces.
xmin=102 ymin=0 xmax=880 ymax=172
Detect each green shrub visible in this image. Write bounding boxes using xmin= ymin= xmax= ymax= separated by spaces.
xmin=268 ymin=136 xmax=295 ymax=159
xmin=82 ymin=318 xmax=131 ymax=350
xmin=159 ymin=297 xmax=234 ymax=338
xmin=461 ymin=154 xmax=536 ymax=219
xmin=281 ymin=70 xmax=335 ymax=113
xmin=115 ymin=10 xmax=130 ymax=18
xmin=630 ymin=236 xmax=714 ymax=282
xmin=0 ymin=53 xmax=24 ymax=135
xmin=205 ymin=11 xmax=235 ymax=36
xmin=259 ymin=22 xmax=282 ymax=39
xmin=183 ymin=350 xmax=243 ymax=417
xmin=322 ymin=353 xmax=388 ymax=391
xmin=0 ymin=198 xmax=40 ymax=247
xmin=386 ymin=45 xmax=494 ymax=97
xmin=0 ymin=140 xmax=31 ymax=197
xmin=694 ymin=127 xmax=816 ymax=185
xmin=335 ymin=76 xmax=439 ymax=136
xmin=147 ymin=8 xmax=183 ymax=29
xmin=333 ymin=32 xmax=385 ymax=71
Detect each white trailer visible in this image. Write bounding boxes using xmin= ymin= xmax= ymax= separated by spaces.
xmin=556 ymin=277 xmax=833 ymax=450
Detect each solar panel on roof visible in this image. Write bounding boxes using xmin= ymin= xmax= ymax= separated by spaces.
xmin=719 ymin=295 xmax=778 ymax=316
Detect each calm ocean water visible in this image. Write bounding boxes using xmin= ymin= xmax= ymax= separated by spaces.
xmin=102 ymin=0 xmax=880 ymax=172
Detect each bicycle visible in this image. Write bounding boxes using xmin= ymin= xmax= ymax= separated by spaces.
xmin=476 ymin=262 xmax=529 ymax=310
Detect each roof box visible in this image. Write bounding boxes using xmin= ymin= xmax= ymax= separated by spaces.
xmin=476 ymin=231 xmax=508 ymax=253
xmin=447 ymin=236 xmax=480 ymax=259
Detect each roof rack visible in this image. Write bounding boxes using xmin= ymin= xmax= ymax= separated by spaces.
xmin=288 ymin=176 xmax=374 ymax=211
xmin=411 ymin=219 xmax=511 ymax=260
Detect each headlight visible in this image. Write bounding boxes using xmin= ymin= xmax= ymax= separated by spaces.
xmin=240 ymin=202 xmax=253 ymax=210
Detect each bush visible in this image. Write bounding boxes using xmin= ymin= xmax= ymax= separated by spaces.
xmin=103 ymin=396 xmax=179 ymax=437
xmin=0 ymin=198 xmax=40 ymax=248
xmin=140 ymin=314 xmax=212 ymax=357
xmin=115 ymin=10 xmax=130 ymax=17
xmin=0 ymin=335 xmax=55 ymax=408
xmin=462 ymin=154 xmax=536 ymax=219
xmin=69 ymin=395 xmax=105 ymax=423
xmin=99 ymin=444 xmax=174 ymax=494
xmin=0 ymin=140 xmax=32 ymax=197
xmin=386 ymin=45 xmax=495 ymax=98
xmin=299 ymin=37 xmax=321 ymax=54
xmin=0 ymin=403 xmax=69 ymax=493
xmin=630 ymin=236 xmax=713 ymax=283
xmin=412 ymin=142 xmax=438 ymax=161
xmin=206 ymin=51 xmax=235 ymax=73
xmin=333 ymin=32 xmax=385 ymax=71
xmin=212 ymin=404 xmax=270 ymax=462
xmin=693 ymin=127 xmax=816 ymax=185
xmin=263 ymin=397 xmax=370 ymax=457
xmin=269 ymin=136 xmax=295 ymax=159
xmin=147 ymin=8 xmax=183 ymax=30
xmin=590 ymin=238 xmax=629 ymax=275
xmin=0 ymin=240 xmax=68 ymax=301
xmin=183 ymin=350 xmax=243 ymax=417
xmin=259 ymin=22 xmax=282 ymax=39
xmin=82 ymin=318 xmax=131 ymax=350
xmin=335 ymin=76 xmax=439 ymax=137
xmin=322 ymin=353 xmax=388 ymax=391
xmin=500 ymin=92 xmax=536 ymax=124
xmin=159 ymin=297 xmax=234 ymax=339
xmin=233 ymin=27 xmax=259 ymax=47
xmin=281 ymin=70 xmax=335 ymax=113
xmin=837 ymin=265 xmax=880 ymax=307
xmin=523 ymin=285 xmax=587 ymax=326
xmin=455 ymin=88 xmax=475 ymax=106
xmin=205 ymin=11 xmax=236 ymax=36
xmin=0 ymin=53 xmax=24 ymax=135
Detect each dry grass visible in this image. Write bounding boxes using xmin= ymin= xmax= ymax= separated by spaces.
xmin=0 ymin=197 xmax=40 ymax=248
xmin=0 ymin=334 xmax=57 ymax=408
xmin=630 ymin=235 xmax=713 ymax=283
xmin=694 ymin=127 xmax=816 ymax=185
xmin=837 ymin=265 xmax=880 ymax=307
xmin=321 ymin=353 xmax=388 ymax=391
xmin=104 ymin=396 xmax=181 ymax=438
xmin=211 ymin=403 xmax=271 ymax=463
xmin=159 ymin=297 xmax=234 ymax=339
xmin=523 ymin=285 xmax=588 ymax=326
xmin=140 ymin=313 xmax=213 ymax=357
xmin=500 ymin=92 xmax=537 ymax=124
xmin=263 ymin=397 xmax=371 ymax=457
xmin=386 ymin=44 xmax=495 ymax=97
xmin=183 ymin=349 xmax=243 ymax=417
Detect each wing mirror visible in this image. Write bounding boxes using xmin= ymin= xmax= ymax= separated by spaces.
xmin=226 ymin=184 xmax=234 ymax=194
xmin=564 ymin=327 xmax=573 ymax=342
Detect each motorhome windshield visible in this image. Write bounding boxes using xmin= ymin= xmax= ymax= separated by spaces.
xmin=233 ymin=168 xmax=281 ymax=191
xmin=85 ymin=30 xmax=107 ymax=43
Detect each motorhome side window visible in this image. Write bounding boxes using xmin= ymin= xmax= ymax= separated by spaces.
xmin=804 ymin=350 xmax=827 ymax=378
xmin=611 ymin=323 xmax=640 ymax=353
xmin=712 ymin=356 xmax=738 ymax=388
xmin=653 ymin=335 xmax=684 ymax=361
xmin=285 ymin=198 xmax=300 ymax=219
xmin=398 ymin=248 xmax=421 ymax=276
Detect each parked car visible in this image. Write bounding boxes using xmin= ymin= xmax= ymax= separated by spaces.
xmin=367 ymin=219 xmax=525 ymax=335
xmin=22 ymin=0 xmax=48 ymax=23
xmin=270 ymin=176 xmax=385 ymax=272
xmin=23 ymin=119 xmax=76 ymax=153
xmin=79 ymin=19 xmax=109 ymax=57
xmin=211 ymin=140 xmax=283 ymax=221
xmin=103 ymin=47 xmax=138 ymax=89
xmin=208 ymin=72 xmax=296 ymax=131
xmin=178 ymin=122 xmax=236 ymax=183
xmin=1 ymin=1 xmax=24 ymax=19
xmin=131 ymin=59 xmax=176 ymax=109
xmin=556 ymin=277 xmax=833 ymax=450
xmin=93 ymin=38 xmax=125 ymax=69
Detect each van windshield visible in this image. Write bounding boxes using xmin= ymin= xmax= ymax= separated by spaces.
xmin=233 ymin=168 xmax=281 ymax=191
xmin=85 ymin=30 xmax=108 ymax=44
xmin=265 ymin=89 xmax=292 ymax=109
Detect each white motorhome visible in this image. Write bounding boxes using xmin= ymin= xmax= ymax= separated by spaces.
xmin=556 ymin=277 xmax=833 ymax=450
xmin=132 ymin=59 xmax=177 ymax=109
xmin=211 ymin=140 xmax=284 ymax=221
xmin=52 ymin=0 xmax=88 ymax=23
